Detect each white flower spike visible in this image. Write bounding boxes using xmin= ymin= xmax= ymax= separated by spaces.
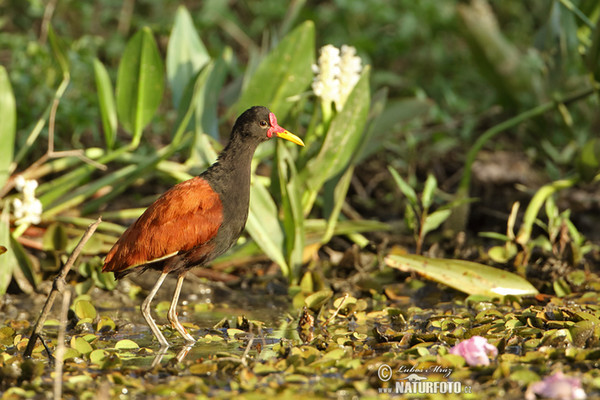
xmin=12 ymin=175 xmax=43 ymax=226
xmin=312 ymin=44 xmax=362 ymax=113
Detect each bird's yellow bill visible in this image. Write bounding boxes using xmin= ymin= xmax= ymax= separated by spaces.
xmin=277 ymin=130 xmax=305 ymax=146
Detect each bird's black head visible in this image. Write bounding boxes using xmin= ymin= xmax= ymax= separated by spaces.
xmin=231 ymin=106 xmax=304 ymax=146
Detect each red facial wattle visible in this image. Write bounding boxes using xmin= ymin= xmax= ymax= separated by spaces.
xmin=267 ymin=112 xmax=285 ymax=138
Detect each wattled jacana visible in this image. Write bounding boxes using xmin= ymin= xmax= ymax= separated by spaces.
xmin=102 ymin=106 xmax=304 ymax=347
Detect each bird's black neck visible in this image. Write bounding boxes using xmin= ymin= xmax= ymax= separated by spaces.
xmin=201 ymin=134 xmax=261 ymax=256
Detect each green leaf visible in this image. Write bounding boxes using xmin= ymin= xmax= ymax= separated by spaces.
xmin=322 ymin=166 xmax=354 ymax=244
xmin=385 ymin=253 xmax=538 ymax=297
xmin=421 ymin=209 xmax=452 ymax=237
xmin=236 ymin=21 xmax=315 ymax=120
xmin=48 ymin=26 xmax=70 ymax=77
xmin=303 ymin=67 xmax=371 ymax=206
xmin=0 ymin=203 xmax=16 ymax=295
xmin=305 ymin=290 xmax=333 ymax=311
xmin=0 ymin=66 xmax=16 ymax=188
xmin=93 ymin=59 xmax=117 ymax=150
xmin=89 ymin=349 xmax=107 ymax=364
xmin=71 ymin=336 xmax=93 ymax=355
xmin=186 ymin=53 xmax=230 ymax=164
xmin=246 ymin=180 xmax=289 ymax=277
xmin=73 ymin=299 xmax=97 ymax=320
xmin=276 ymin=141 xmax=304 ymax=282
xmin=404 ymin=203 xmax=417 ymax=233
xmin=167 ymin=5 xmax=210 ymax=109
xmin=421 ymin=174 xmax=437 ymax=210
xmin=515 ymin=179 xmax=575 ymax=246
xmin=116 ymin=27 xmax=164 ymax=148
xmin=42 ymin=222 xmax=68 ymax=252
xmin=114 ymin=339 xmax=139 ymax=350
xmin=585 ymin=8 xmax=600 ymax=81
xmin=388 ymin=166 xmax=418 ymax=207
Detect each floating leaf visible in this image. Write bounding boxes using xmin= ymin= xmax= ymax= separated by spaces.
xmin=305 ymin=290 xmax=333 ymax=311
xmin=89 ymin=349 xmax=107 ymax=364
xmin=114 ymin=339 xmax=139 ymax=350
xmin=97 ymin=316 xmax=116 ymax=332
xmin=385 ymin=253 xmax=538 ymax=297
xmin=116 ymin=27 xmax=164 ymax=147
xmin=70 ymin=336 xmax=93 ymax=355
xmin=73 ymin=299 xmax=97 ymax=320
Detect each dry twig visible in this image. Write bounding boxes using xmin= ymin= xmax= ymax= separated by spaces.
xmin=23 ymin=217 xmax=102 ymax=358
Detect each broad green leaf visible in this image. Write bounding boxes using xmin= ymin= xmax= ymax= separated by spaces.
xmin=303 ymin=67 xmax=371 ymax=207
xmin=93 ymin=59 xmax=117 ymax=150
xmin=421 ymin=209 xmax=451 ymax=236
xmin=186 ymin=52 xmax=230 ymax=164
xmin=276 ymin=141 xmax=304 ymax=281
xmin=246 ymin=180 xmax=289 ymax=277
xmin=116 ymin=27 xmax=164 ymax=147
xmin=0 ymin=67 xmax=16 ymax=188
xmin=167 ymin=5 xmax=210 ymax=109
xmin=421 ymin=174 xmax=437 ymax=210
xmin=0 ymin=203 xmax=16 ymax=295
xmin=385 ymin=253 xmax=538 ymax=297
xmin=236 ymin=21 xmax=315 ymax=120
xmin=388 ymin=166 xmax=418 ymax=207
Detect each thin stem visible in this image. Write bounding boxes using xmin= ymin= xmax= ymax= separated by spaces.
xmin=24 ymin=217 xmax=101 ymax=358
xmin=53 ymin=289 xmax=71 ymax=400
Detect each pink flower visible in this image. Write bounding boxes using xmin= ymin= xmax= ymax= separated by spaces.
xmin=525 ymin=372 xmax=586 ymax=400
xmin=449 ymin=336 xmax=498 ymax=366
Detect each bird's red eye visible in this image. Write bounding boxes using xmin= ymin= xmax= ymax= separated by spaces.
xmin=259 ymin=120 xmax=268 ymax=128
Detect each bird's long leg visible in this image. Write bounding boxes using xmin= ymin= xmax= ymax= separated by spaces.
xmin=167 ymin=273 xmax=196 ymax=344
xmin=141 ymin=272 xmax=169 ymax=347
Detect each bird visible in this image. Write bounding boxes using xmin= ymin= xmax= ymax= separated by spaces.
xmin=102 ymin=106 xmax=304 ymax=347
